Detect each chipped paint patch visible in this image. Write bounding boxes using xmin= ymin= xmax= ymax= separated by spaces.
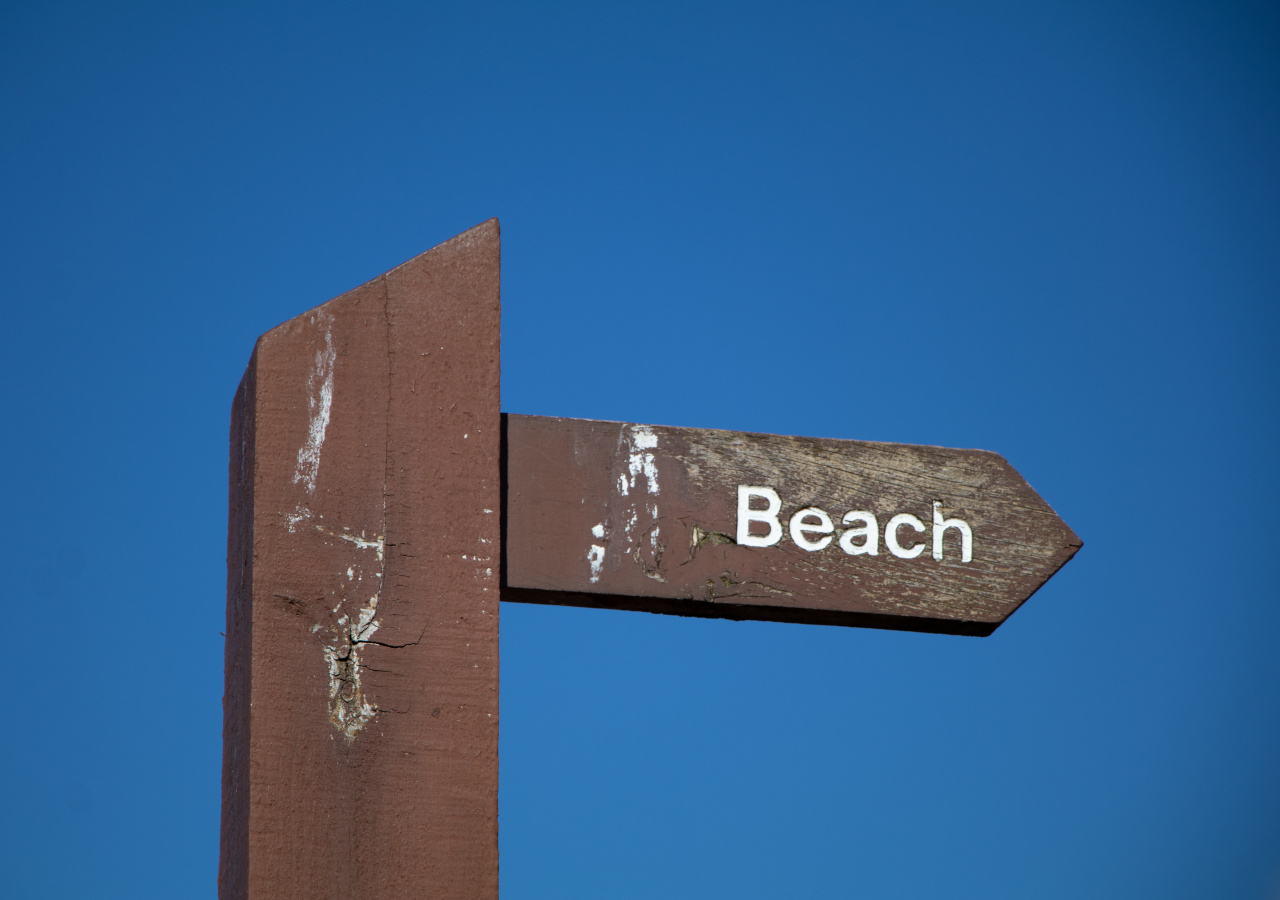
xmin=314 ymin=523 xmax=385 ymax=741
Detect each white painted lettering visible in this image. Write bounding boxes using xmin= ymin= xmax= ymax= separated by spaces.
xmin=737 ymin=486 xmax=783 ymax=547
xmin=932 ymin=501 xmax=973 ymax=562
xmin=885 ymin=513 xmax=926 ymax=559
xmin=789 ymin=507 xmax=834 ymax=551
xmin=732 ymin=487 xmax=976 ymax=566
xmin=839 ymin=511 xmax=879 ymax=556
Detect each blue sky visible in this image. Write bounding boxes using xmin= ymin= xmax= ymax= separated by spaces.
xmin=2 ymin=1 xmax=1278 ymax=897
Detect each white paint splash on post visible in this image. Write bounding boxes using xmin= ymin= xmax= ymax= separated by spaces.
xmin=294 ymin=317 xmax=336 ymax=494
xmin=587 ymin=544 xmax=605 ymax=583
xmin=585 ymin=425 xmax=666 ymax=583
xmin=283 ymin=314 xmax=336 ymax=534
xmin=586 ymin=523 xmax=606 ymax=583
xmin=626 ymin=426 xmax=662 ymax=576
xmin=626 ymin=425 xmax=660 ymax=509
xmin=284 ymin=506 xmax=311 ymax=533
xmin=620 ymin=424 xmax=660 ymax=537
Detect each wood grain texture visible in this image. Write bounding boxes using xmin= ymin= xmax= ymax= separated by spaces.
xmin=219 ymin=220 xmax=501 ymax=899
xmin=502 ymin=415 xmax=1080 ymax=635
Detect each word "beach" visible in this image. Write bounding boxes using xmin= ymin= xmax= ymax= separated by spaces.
xmin=736 ymin=486 xmax=974 ymax=562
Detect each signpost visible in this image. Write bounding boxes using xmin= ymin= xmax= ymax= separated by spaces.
xmin=220 ymin=220 xmax=1080 ymax=899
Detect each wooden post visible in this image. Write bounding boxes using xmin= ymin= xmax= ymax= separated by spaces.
xmin=220 ymin=221 xmax=501 ymax=899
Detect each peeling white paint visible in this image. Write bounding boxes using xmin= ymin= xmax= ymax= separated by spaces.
xmin=331 ymin=529 xmax=386 ymax=563
xmin=590 ymin=426 xmax=666 ymax=584
xmin=621 ymin=425 xmax=660 ymax=535
xmin=630 ymin=424 xmax=659 ymax=452
xmin=627 ymin=425 xmax=659 ymax=498
xmin=293 ymin=316 xmax=336 ymax=494
xmin=587 ymin=544 xmax=605 ymax=583
xmin=285 ymin=506 xmax=312 ymax=533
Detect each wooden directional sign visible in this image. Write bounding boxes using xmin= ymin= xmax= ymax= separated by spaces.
xmin=503 ymin=415 xmax=1080 ymax=636
xmin=221 ymin=219 xmax=1081 ymax=900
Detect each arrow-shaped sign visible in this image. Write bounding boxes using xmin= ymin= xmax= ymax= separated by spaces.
xmin=503 ymin=414 xmax=1081 ymax=635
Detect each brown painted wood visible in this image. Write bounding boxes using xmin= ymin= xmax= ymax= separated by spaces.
xmin=502 ymin=415 xmax=1080 ymax=635
xmin=220 ymin=220 xmax=501 ymax=899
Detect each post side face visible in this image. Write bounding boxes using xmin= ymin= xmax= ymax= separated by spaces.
xmin=503 ymin=414 xmax=1081 ymax=633
xmin=219 ymin=362 xmax=256 ymax=900
xmin=221 ymin=220 xmax=500 ymax=900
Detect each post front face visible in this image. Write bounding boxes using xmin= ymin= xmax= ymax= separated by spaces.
xmin=220 ymin=220 xmax=501 ymax=900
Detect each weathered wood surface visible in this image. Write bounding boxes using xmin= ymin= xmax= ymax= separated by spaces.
xmin=502 ymin=415 xmax=1080 ymax=635
xmin=220 ymin=221 xmax=501 ymax=899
